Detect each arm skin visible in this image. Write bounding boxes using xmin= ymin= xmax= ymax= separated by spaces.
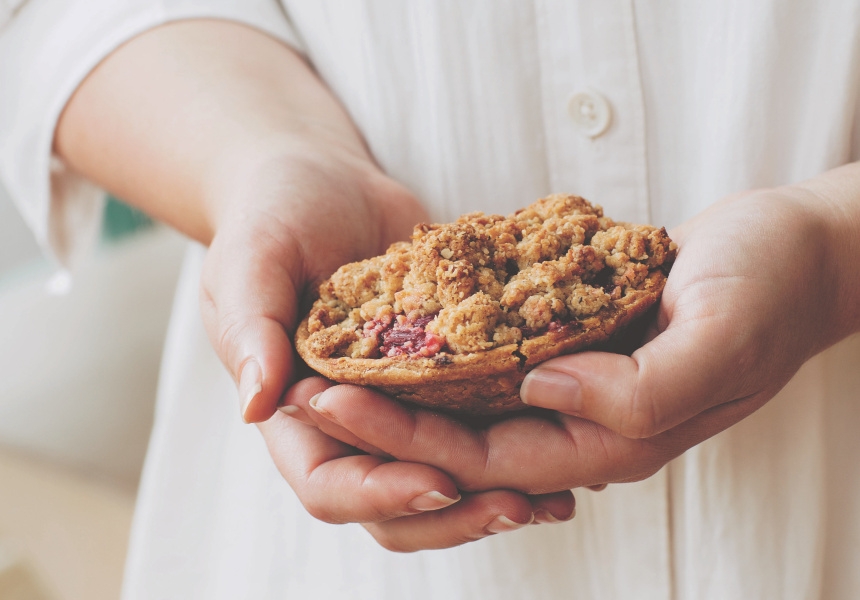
xmin=54 ymin=19 xmax=575 ymax=552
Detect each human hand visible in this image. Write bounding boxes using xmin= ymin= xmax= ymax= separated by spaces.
xmin=185 ymin=38 xmax=578 ymax=551
xmin=293 ymin=179 xmax=860 ymax=509
xmin=203 ymin=144 xmax=558 ymax=545
xmin=202 ymin=134 xmax=578 ymax=549
xmin=199 ymin=137 xmax=425 ymax=422
xmin=198 ymin=127 xmax=580 ymax=551
xmin=54 ymin=20 xmax=576 ymax=551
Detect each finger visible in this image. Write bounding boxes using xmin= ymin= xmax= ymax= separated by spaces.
xmin=277 ymin=376 xmax=335 ymax=427
xmin=309 ymin=383 xmax=768 ymax=494
xmin=562 ymin=390 xmax=768 ymax=487
xmin=258 ymin=412 xmax=461 ymax=524
xmin=279 ymin=378 xmax=391 ymax=457
xmin=529 ymin=490 xmax=576 ymax=524
xmin=200 ymin=227 xmax=303 ymax=423
xmin=310 ymin=385 xmax=623 ymax=493
xmin=520 ymin=307 xmax=753 ymax=438
xmin=309 ymin=385 xmax=494 ymax=486
xmin=361 ymin=491 xmax=537 ymax=552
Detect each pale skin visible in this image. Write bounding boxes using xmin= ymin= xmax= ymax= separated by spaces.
xmin=56 ymin=20 xmax=860 ymax=552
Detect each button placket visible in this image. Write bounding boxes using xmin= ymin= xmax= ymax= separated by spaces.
xmin=534 ymin=0 xmax=651 ymax=224
xmin=533 ymin=1 xmax=666 ymax=599
xmin=567 ymin=89 xmax=613 ymax=138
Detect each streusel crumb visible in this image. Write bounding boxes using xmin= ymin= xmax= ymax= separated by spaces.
xmin=304 ymin=194 xmax=675 ymax=360
xmin=296 ymin=194 xmax=676 ymax=415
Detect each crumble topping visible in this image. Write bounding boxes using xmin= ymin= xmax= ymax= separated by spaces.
xmin=304 ymin=194 xmax=676 ymax=360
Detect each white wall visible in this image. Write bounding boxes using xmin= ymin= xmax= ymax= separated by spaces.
xmin=0 ymin=181 xmax=42 ymax=275
xmin=0 ymin=186 xmax=186 ymax=487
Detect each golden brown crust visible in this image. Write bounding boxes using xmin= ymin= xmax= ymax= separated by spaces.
xmin=295 ymin=195 xmax=676 ymax=416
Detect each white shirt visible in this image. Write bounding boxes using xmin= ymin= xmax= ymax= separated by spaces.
xmin=2 ymin=1 xmax=859 ymax=598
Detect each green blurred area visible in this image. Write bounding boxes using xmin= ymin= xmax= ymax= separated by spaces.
xmin=101 ymin=196 xmax=153 ymax=243
xmin=0 ymin=195 xmax=156 ymax=291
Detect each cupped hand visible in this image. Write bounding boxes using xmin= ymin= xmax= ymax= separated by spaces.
xmin=262 ymin=377 xmax=575 ymax=551
xmin=199 ymin=138 xmax=423 ymax=422
xmin=293 ymin=184 xmax=857 ymax=498
xmin=199 ymin=141 xmax=574 ymax=550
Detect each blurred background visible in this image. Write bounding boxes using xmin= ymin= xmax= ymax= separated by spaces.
xmin=0 ymin=182 xmax=186 ymax=599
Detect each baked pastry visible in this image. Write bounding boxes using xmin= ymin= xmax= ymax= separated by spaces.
xmin=295 ymin=194 xmax=676 ymax=415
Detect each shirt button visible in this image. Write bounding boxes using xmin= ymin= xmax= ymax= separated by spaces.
xmin=567 ymin=90 xmax=612 ymax=138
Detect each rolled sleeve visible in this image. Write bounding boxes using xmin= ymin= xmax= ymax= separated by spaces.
xmin=0 ymin=0 xmax=304 ymax=267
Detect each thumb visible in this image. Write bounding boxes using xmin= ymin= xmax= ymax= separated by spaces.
xmin=200 ymin=229 xmax=302 ymax=423
xmin=520 ymin=313 xmax=747 ymax=439
xmin=220 ymin=315 xmax=295 ymax=423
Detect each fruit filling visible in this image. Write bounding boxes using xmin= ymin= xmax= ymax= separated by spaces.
xmin=370 ymin=314 xmax=446 ymax=358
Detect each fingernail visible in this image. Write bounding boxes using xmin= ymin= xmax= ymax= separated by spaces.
xmin=533 ymin=507 xmax=576 ymax=525
xmin=238 ymin=359 xmax=262 ymax=423
xmin=520 ymin=369 xmax=581 ymax=413
xmin=277 ymin=405 xmax=317 ymax=426
xmin=533 ymin=509 xmax=560 ymax=524
xmin=408 ymin=491 xmax=461 ymax=512
xmin=308 ymin=392 xmax=337 ymax=421
xmin=485 ymin=514 xmax=534 ymax=534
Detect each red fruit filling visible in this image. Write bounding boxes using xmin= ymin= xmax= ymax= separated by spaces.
xmin=519 ymin=318 xmax=581 ymax=339
xmin=364 ymin=314 xmax=446 ymax=358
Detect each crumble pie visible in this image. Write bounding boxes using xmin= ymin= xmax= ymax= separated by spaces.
xmin=295 ymin=194 xmax=676 ymax=415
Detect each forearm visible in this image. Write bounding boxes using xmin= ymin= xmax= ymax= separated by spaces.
xmin=793 ymin=162 xmax=860 ymax=343
xmin=54 ymin=19 xmax=370 ymax=244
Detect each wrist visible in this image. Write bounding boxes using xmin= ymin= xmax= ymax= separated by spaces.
xmin=201 ymin=129 xmax=379 ymax=244
xmin=790 ymin=164 xmax=860 ymax=343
